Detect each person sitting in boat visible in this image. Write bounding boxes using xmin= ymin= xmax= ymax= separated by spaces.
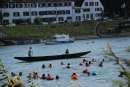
xmin=65 ymin=49 xmax=69 ymax=54
xmin=66 ymin=63 xmax=72 ymax=68
xmin=61 ymin=62 xmax=65 ymax=65
xmin=41 ymin=74 xmax=46 ymax=79
xmin=99 ymin=62 xmax=103 ymax=67
xmin=56 ymin=75 xmax=60 ymax=79
xmin=48 ymin=64 xmax=54 ymax=68
xmin=28 ymin=47 xmax=33 ymax=57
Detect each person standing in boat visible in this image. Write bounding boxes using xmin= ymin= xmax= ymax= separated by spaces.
xmin=65 ymin=49 xmax=69 ymax=54
xmin=28 ymin=47 xmax=33 ymax=57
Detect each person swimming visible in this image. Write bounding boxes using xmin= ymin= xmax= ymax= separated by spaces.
xmin=48 ymin=64 xmax=54 ymax=68
xmin=66 ymin=63 xmax=72 ymax=68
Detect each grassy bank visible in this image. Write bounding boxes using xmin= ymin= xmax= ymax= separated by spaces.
xmin=1 ymin=20 xmax=130 ymax=39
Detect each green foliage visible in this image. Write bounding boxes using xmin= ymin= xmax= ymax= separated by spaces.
xmin=27 ymin=72 xmax=39 ymax=87
xmin=27 ymin=18 xmax=31 ymax=25
xmin=0 ymin=11 xmax=3 ymax=20
xmin=34 ymin=17 xmax=42 ymax=25
xmin=102 ymin=43 xmax=130 ymax=87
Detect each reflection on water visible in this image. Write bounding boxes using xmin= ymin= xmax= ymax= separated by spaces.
xmin=0 ymin=36 xmax=129 ymax=87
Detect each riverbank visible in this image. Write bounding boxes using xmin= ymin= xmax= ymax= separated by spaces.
xmin=74 ymin=32 xmax=130 ymax=40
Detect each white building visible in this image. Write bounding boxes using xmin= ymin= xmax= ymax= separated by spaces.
xmin=1 ymin=0 xmax=104 ymax=24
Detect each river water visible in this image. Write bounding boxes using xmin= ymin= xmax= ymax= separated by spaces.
xmin=0 ymin=36 xmax=130 ymax=87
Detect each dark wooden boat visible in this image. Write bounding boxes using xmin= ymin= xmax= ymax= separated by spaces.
xmin=14 ymin=51 xmax=91 ymax=62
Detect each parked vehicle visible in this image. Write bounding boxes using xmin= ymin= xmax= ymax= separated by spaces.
xmin=6 ymin=23 xmax=16 ymax=26
xmin=42 ymin=22 xmax=48 ymax=25
xmin=103 ymin=16 xmax=108 ymax=20
xmin=50 ymin=21 xmax=58 ymax=24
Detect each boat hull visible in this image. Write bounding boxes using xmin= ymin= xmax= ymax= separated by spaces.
xmin=14 ymin=51 xmax=91 ymax=62
xmin=45 ymin=41 xmax=74 ymax=45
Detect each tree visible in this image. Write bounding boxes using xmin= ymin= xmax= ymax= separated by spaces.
xmin=0 ymin=0 xmax=6 ymax=24
xmin=34 ymin=17 xmax=42 ymax=25
xmin=0 ymin=11 xmax=3 ymax=24
xmin=102 ymin=43 xmax=130 ymax=87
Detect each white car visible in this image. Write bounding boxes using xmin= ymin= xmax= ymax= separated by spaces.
xmin=103 ymin=16 xmax=108 ymax=20
xmin=6 ymin=23 xmax=16 ymax=26
xmin=42 ymin=22 xmax=48 ymax=25
xmin=50 ymin=21 xmax=58 ymax=24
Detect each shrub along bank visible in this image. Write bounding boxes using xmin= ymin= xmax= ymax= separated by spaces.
xmin=1 ymin=20 xmax=130 ymax=40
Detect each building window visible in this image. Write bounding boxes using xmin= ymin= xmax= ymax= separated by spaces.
xmin=58 ymin=17 xmax=64 ymax=21
xmin=95 ymin=2 xmax=98 ymax=6
xmin=13 ymin=12 xmax=20 ymax=17
xmin=85 ymin=2 xmax=88 ymax=6
xmin=45 ymin=3 xmax=48 ymax=7
xmin=76 ymin=16 xmax=81 ymax=21
xmin=9 ymin=4 xmax=15 ymax=8
xmin=95 ymin=8 xmax=100 ymax=11
xmin=57 ymin=10 xmax=65 ymax=15
xmin=90 ymin=14 xmax=93 ymax=19
xmin=100 ymin=8 xmax=102 ymax=11
xmin=24 ymin=3 xmax=29 ymax=8
xmin=90 ymin=2 xmax=94 ymax=6
xmin=68 ymin=2 xmax=71 ymax=6
xmin=95 ymin=13 xmax=101 ymax=17
xmin=45 ymin=11 xmax=49 ymax=15
xmin=48 ymin=3 xmax=52 ymax=7
xmin=3 ymin=13 xmax=9 ymax=17
xmin=39 ymin=11 xmax=44 ymax=15
xmin=67 ymin=16 xmax=72 ymax=20
xmin=54 ymin=3 xmax=58 ymax=7
xmin=75 ymin=9 xmax=81 ymax=13
xmin=38 ymin=3 xmax=43 ymax=8
xmin=52 ymin=11 xmax=56 ymax=15
xmin=23 ymin=12 xmax=29 ymax=16
xmin=83 ymin=8 xmax=90 ymax=12
xmin=31 ymin=11 xmax=37 ymax=16
xmin=59 ymin=3 xmax=62 ymax=7
xmin=31 ymin=3 xmax=37 ymax=8
xmin=16 ymin=4 xmax=23 ymax=8
xmin=64 ymin=2 xmax=67 ymax=6
xmin=3 ymin=4 xmax=8 ymax=8
xmin=12 ymin=19 xmax=18 ymax=23
xmin=86 ymin=14 xmax=89 ymax=19
xmin=3 ymin=20 xmax=9 ymax=24
xmin=42 ymin=3 xmax=45 ymax=7
xmin=66 ymin=10 xmax=70 ymax=14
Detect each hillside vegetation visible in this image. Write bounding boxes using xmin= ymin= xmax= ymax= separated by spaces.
xmin=1 ymin=20 xmax=130 ymax=39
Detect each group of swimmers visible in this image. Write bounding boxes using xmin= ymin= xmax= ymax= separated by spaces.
xmin=11 ymin=57 xmax=123 ymax=83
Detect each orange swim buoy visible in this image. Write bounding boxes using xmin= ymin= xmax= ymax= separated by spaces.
xmin=46 ymin=76 xmax=54 ymax=80
xmin=71 ymin=75 xmax=79 ymax=80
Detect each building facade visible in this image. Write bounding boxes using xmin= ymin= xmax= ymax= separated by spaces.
xmin=1 ymin=0 xmax=104 ymax=24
